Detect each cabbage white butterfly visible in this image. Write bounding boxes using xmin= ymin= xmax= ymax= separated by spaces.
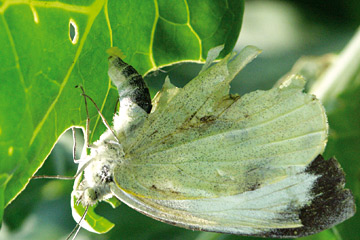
xmin=70 ymin=46 xmax=355 ymax=238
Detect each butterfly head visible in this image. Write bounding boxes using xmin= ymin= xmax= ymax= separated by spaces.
xmin=74 ymin=140 xmax=124 ymax=206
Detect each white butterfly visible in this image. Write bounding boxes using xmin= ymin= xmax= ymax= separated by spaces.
xmin=70 ymin=46 xmax=355 ymax=238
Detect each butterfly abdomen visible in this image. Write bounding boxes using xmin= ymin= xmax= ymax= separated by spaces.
xmin=108 ymin=56 xmax=152 ymax=113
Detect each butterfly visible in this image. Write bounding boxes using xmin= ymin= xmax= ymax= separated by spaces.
xmin=70 ymin=45 xmax=355 ymax=238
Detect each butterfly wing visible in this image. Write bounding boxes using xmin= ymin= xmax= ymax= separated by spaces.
xmin=111 ymin=46 xmax=355 ymax=237
xmin=115 ymin=75 xmax=328 ymax=200
xmin=111 ymin=155 xmax=354 ymax=238
xmin=122 ymin=46 xmax=260 ymax=154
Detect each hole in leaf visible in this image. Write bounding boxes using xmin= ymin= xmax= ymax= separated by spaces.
xmin=69 ymin=19 xmax=79 ymax=44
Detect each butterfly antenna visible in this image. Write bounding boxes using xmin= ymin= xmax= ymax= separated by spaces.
xmin=75 ymin=85 xmax=120 ymax=143
xmin=75 ymin=86 xmax=90 ymax=148
xmin=66 ymin=205 xmax=89 ymax=240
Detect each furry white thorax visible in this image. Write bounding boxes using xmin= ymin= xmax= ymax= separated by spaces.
xmin=74 ymin=97 xmax=147 ymax=206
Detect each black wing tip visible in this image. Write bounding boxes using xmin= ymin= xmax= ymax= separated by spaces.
xmin=266 ymin=155 xmax=356 ymax=239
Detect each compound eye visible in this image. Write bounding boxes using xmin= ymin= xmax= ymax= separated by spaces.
xmin=84 ymin=188 xmax=98 ymax=202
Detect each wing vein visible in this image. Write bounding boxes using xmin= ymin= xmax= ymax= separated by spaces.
xmin=130 ymin=144 xmax=324 ymax=166
xmin=132 ymin=110 xmax=325 ymax=162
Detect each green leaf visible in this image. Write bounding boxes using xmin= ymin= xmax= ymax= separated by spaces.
xmin=72 ymin=195 xmax=115 ymax=234
xmin=0 ymin=0 xmax=244 ymax=227
xmin=0 ymin=174 xmax=12 ymax=226
xmin=104 ymin=196 xmax=121 ymax=208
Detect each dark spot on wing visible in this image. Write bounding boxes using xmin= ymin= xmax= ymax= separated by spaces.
xmin=170 ymin=190 xmax=181 ymax=195
xmin=265 ymin=155 xmax=355 ymax=238
xmin=229 ymin=94 xmax=240 ymax=100
xmin=246 ymin=167 xmax=257 ymax=173
xmin=188 ymin=112 xmax=196 ymax=122
xmin=149 ymin=130 xmax=158 ymax=137
xmin=200 ymin=115 xmax=216 ymax=122
xmin=248 ymin=182 xmax=261 ymax=191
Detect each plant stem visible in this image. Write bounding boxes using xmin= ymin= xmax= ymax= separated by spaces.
xmin=310 ymin=27 xmax=360 ymax=104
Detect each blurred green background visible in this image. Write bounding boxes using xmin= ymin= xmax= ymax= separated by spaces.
xmin=1 ymin=0 xmax=359 ymax=239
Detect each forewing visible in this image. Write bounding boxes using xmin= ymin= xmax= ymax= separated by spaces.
xmin=123 ymin=46 xmax=261 ymax=154
xmin=114 ymin=76 xmax=328 ymax=199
